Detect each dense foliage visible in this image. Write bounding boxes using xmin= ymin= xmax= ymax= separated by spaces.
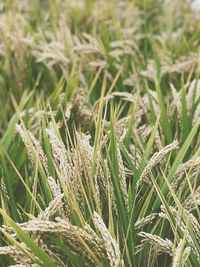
xmin=0 ymin=1 xmax=200 ymax=266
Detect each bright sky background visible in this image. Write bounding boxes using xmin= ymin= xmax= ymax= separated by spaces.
xmin=191 ymin=0 xmax=200 ymax=11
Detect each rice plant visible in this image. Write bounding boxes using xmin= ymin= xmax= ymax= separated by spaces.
xmin=0 ymin=0 xmax=200 ymax=266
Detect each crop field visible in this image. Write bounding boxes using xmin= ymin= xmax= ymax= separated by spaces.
xmin=0 ymin=1 xmax=200 ymax=266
